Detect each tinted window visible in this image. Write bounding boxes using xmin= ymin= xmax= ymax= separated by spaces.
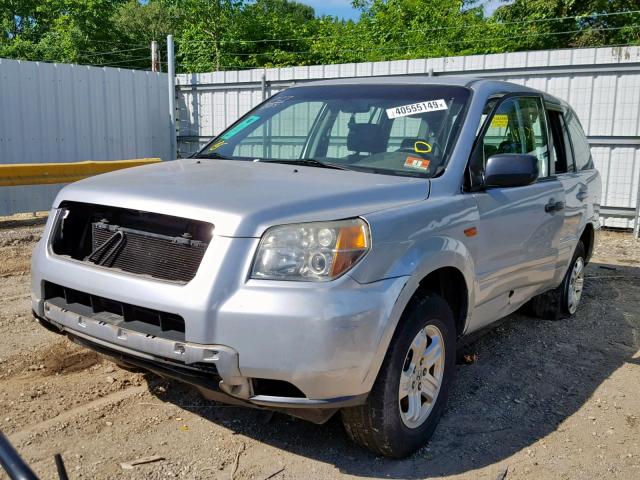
xmin=197 ymin=84 xmax=471 ymax=178
xmin=565 ymin=110 xmax=593 ymax=171
xmin=548 ymin=110 xmax=575 ymax=174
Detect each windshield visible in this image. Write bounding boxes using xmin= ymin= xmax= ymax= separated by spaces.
xmin=195 ymin=84 xmax=470 ymax=178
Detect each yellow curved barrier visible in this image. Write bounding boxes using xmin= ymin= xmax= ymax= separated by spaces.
xmin=0 ymin=158 xmax=161 ymax=187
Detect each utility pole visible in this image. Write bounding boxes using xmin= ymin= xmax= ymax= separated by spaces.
xmin=151 ymin=40 xmax=159 ymax=72
xmin=167 ymin=35 xmax=177 ymax=158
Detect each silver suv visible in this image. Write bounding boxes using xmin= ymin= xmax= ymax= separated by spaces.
xmin=31 ymin=77 xmax=600 ymax=458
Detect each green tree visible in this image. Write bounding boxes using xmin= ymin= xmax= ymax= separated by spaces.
xmin=307 ymin=18 xmax=362 ymax=64
xmin=0 ymin=0 xmax=130 ymax=64
xmin=494 ymin=0 xmax=640 ymax=50
xmin=174 ymin=0 xmax=321 ymax=71
xmin=303 ymin=0 xmax=504 ymax=64
xmin=229 ymin=0 xmax=317 ymax=67
xmin=2 ymin=0 xmax=638 ymax=72
xmin=112 ymin=0 xmax=179 ymax=47
xmin=111 ymin=0 xmax=180 ymax=69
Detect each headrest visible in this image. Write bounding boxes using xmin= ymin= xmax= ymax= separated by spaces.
xmin=347 ymin=123 xmax=387 ymax=153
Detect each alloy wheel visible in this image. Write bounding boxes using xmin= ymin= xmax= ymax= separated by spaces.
xmin=398 ymin=324 xmax=445 ymax=429
xmin=567 ymin=257 xmax=585 ymax=314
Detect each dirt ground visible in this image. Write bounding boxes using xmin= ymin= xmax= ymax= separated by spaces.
xmin=1 ymin=215 xmax=638 ymax=480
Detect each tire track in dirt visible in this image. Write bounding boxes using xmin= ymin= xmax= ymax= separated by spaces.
xmin=9 ymin=386 xmax=147 ymax=445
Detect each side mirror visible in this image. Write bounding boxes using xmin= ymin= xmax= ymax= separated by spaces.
xmin=484 ymin=154 xmax=539 ymax=188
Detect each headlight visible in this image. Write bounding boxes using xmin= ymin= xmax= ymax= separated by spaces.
xmin=251 ymin=218 xmax=370 ymax=281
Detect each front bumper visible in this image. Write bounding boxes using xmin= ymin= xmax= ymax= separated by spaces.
xmin=36 ymin=300 xmax=369 ymax=409
xmin=31 ymin=220 xmax=409 ymax=410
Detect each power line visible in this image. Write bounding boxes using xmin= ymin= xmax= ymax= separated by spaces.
xmin=39 ymin=30 xmax=149 ymax=48
xmin=173 ymin=41 xmax=640 ymax=72
xmin=175 ymin=9 xmax=640 ymax=46
xmin=92 ymin=56 xmax=151 ymax=68
xmin=78 ymin=46 xmax=149 ymax=58
xmin=182 ymin=25 xmax=640 ymax=59
xmin=83 ymin=38 xmax=149 ymax=48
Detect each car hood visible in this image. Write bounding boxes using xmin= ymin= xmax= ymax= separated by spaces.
xmin=54 ymin=159 xmax=430 ymax=237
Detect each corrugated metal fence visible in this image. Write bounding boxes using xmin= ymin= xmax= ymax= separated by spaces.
xmin=0 ymin=58 xmax=171 ymax=216
xmin=175 ymin=46 xmax=640 ymax=229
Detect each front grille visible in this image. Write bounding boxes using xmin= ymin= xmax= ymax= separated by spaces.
xmin=52 ymin=201 xmax=213 ymax=284
xmin=90 ymin=222 xmax=207 ymax=283
xmin=44 ymin=281 xmax=186 ymax=341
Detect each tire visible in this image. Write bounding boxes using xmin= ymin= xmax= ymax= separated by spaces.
xmin=341 ymin=293 xmax=456 ymax=458
xmin=524 ymin=240 xmax=586 ymax=320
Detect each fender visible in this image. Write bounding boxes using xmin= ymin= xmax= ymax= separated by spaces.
xmin=349 ymin=195 xmax=480 ymax=389
xmin=352 ymin=232 xmax=477 ymax=391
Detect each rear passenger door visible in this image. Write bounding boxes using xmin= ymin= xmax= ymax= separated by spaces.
xmin=469 ymin=95 xmax=566 ymax=329
xmin=547 ymin=107 xmax=585 ymax=270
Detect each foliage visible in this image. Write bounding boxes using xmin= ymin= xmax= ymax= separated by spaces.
xmin=0 ymin=0 xmax=129 ymax=64
xmin=0 ymin=0 xmax=638 ymax=72
xmin=493 ymin=0 xmax=640 ymax=50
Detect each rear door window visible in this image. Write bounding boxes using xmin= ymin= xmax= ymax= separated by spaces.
xmin=565 ymin=110 xmax=593 ymax=171
xmin=548 ymin=110 xmax=575 ymax=174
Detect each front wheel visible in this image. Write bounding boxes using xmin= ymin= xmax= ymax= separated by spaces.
xmin=341 ymin=293 xmax=456 ymax=458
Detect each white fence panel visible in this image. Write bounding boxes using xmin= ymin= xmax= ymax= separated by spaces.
xmin=175 ymin=46 xmax=640 ymax=228
xmin=0 ymin=58 xmax=172 ymax=216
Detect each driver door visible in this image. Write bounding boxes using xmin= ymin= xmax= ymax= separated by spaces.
xmin=469 ymin=95 xmax=566 ymax=329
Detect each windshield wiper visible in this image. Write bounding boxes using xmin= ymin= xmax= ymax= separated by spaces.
xmin=264 ymin=159 xmax=351 ymax=170
xmin=192 ymin=155 xmax=351 ymax=170
xmin=193 ymin=152 xmax=232 ymax=160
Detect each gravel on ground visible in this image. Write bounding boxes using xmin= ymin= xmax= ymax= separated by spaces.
xmin=1 ymin=215 xmax=638 ymax=479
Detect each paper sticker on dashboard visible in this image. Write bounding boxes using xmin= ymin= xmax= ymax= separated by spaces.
xmin=209 ymin=140 xmax=226 ymax=151
xmin=387 ymin=99 xmax=447 ymax=119
xmin=221 ymin=115 xmax=261 ymax=140
xmin=404 ymin=156 xmax=430 ymax=171
xmin=491 ymin=114 xmax=509 ymax=128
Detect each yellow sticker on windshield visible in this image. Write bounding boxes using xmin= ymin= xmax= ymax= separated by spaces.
xmin=491 ymin=114 xmax=508 ymax=128
xmin=414 ymin=141 xmax=432 ymax=154
xmin=209 ymin=140 xmax=226 ymax=151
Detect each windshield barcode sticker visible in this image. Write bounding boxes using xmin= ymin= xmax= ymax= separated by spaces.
xmin=386 ymin=99 xmax=448 ymax=119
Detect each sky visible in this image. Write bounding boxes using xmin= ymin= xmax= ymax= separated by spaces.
xmin=297 ymin=0 xmax=506 ymax=21
xmin=297 ymin=0 xmax=360 ymax=20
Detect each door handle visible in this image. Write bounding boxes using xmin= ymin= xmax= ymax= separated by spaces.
xmin=576 ymin=189 xmax=588 ymax=201
xmin=545 ymin=200 xmax=565 ymax=213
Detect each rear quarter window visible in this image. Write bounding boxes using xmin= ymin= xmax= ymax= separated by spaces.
xmin=565 ymin=110 xmax=594 ymax=171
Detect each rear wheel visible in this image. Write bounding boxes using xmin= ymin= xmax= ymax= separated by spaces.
xmin=341 ymin=293 xmax=456 ymax=458
xmin=563 ymin=250 xmax=585 ymax=315
xmin=525 ymin=240 xmax=586 ymax=319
